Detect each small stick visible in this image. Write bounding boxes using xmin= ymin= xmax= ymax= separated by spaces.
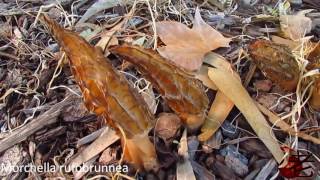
xmin=0 ymin=96 xmax=76 ymax=153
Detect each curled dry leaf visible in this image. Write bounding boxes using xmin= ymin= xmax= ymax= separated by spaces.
xmin=248 ymin=40 xmax=299 ymax=91
xmin=195 ymin=66 xmax=218 ymax=90
xmin=279 ymin=10 xmax=312 ymax=40
xmin=156 ymin=8 xmax=231 ymax=71
xmin=198 ymin=52 xmax=239 ymax=141
xmin=110 ymin=45 xmax=209 ymax=130
xmin=155 ymin=113 xmax=182 ymax=142
xmin=206 ymin=52 xmax=284 ymax=163
xmin=41 ymin=15 xmax=158 ymax=171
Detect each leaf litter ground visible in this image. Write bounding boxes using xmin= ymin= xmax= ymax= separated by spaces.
xmin=0 ymin=0 xmax=320 ymax=179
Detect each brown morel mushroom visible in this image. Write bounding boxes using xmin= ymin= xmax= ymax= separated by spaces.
xmin=110 ymin=45 xmax=209 ymax=130
xmin=307 ymin=44 xmax=320 ymax=111
xmin=248 ymin=40 xmax=300 ymax=92
xmin=40 ymin=15 xmax=158 ymax=171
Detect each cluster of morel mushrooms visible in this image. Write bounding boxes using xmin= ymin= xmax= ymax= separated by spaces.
xmin=41 ymin=14 xmax=320 ymax=172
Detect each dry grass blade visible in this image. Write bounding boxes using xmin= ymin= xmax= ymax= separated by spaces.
xmin=207 ymin=67 xmax=284 ymax=163
xmin=257 ymin=102 xmax=320 ymax=144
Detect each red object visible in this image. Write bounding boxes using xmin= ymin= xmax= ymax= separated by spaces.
xmin=279 ymin=156 xmax=304 ymax=178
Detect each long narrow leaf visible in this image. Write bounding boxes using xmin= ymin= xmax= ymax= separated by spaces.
xmin=207 ymin=67 xmax=284 ymax=163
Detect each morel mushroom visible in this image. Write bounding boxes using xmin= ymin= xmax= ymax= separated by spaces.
xmin=248 ymin=40 xmax=300 ymax=91
xmin=110 ymin=45 xmax=209 ymax=130
xmin=40 ymin=15 xmax=158 ymax=171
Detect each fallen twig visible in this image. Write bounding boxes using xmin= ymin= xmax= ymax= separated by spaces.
xmin=0 ymin=95 xmax=76 ymax=153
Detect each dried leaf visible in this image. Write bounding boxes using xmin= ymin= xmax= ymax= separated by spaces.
xmin=198 ymin=52 xmax=238 ymax=141
xmin=110 ymin=45 xmax=209 ymax=130
xmin=271 ymin=35 xmax=301 ymax=50
xmin=193 ymin=8 xmax=231 ymax=49
xmin=156 ymin=8 xmax=231 ymax=71
xmin=77 ymin=0 xmax=125 ymax=24
xmin=69 ymin=128 xmax=119 ymax=170
xmin=95 ymin=17 xmax=126 ymax=50
xmin=41 ymin=15 xmax=158 ymax=171
xmin=176 ymin=129 xmax=196 ymax=180
xmin=279 ymin=10 xmax=312 ymax=40
xmin=248 ymin=40 xmax=299 ymax=91
xmin=198 ymin=91 xmax=234 ymax=141
xmin=207 ymin=60 xmax=284 ymax=163
xmin=195 ymin=66 xmax=217 ymax=90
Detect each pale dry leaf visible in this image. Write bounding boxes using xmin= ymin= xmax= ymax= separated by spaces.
xmin=271 ymin=35 xmax=301 ymax=50
xmin=176 ymin=129 xmax=196 ymax=180
xmin=198 ymin=53 xmax=238 ymax=141
xmin=156 ymin=21 xmax=207 ymax=71
xmin=193 ymin=7 xmax=231 ymax=50
xmin=77 ymin=0 xmax=126 ymax=24
xmin=156 ymin=8 xmax=231 ymax=71
xmin=96 ymin=16 xmax=125 ymax=50
xmin=198 ymin=91 xmax=234 ymax=141
xmin=280 ymin=10 xmax=313 ymax=40
xmin=207 ymin=66 xmax=284 ymax=163
xmin=69 ymin=128 xmax=119 ymax=170
xmin=195 ymin=66 xmax=218 ymax=90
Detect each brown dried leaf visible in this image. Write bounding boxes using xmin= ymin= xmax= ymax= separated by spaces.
xmin=248 ymin=40 xmax=299 ymax=91
xmin=41 ymin=15 xmax=158 ymax=171
xmin=156 ymin=8 xmax=231 ymax=71
xmin=110 ymin=45 xmax=209 ymax=130
xmin=271 ymin=35 xmax=301 ymax=50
